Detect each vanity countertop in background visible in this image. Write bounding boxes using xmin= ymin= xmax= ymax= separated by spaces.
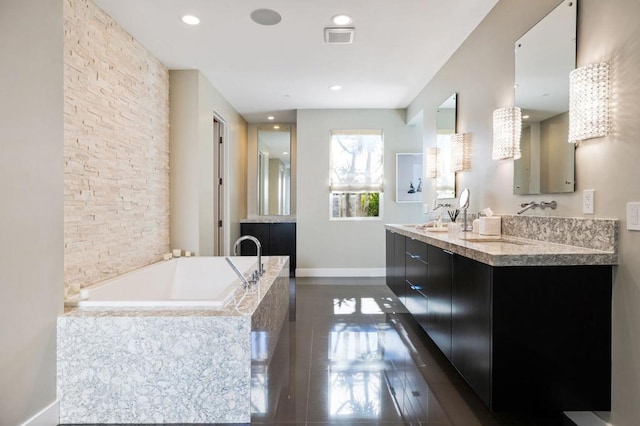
xmin=386 ymin=223 xmax=618 ymax=267
xmin=241 ymin=216 xmax=296 ymax=223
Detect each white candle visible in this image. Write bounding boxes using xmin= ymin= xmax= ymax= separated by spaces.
xmin=172 ymin=249 xmax=181 ymax=257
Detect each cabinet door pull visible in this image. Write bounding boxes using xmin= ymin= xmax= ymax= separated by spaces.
xmin=443 ymin=250 xmax=454 ymax=255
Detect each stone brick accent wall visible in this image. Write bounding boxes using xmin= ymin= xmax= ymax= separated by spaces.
xmin=63 ymin=0 xmax=170 ymax=292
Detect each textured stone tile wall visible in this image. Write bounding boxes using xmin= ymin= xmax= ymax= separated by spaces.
xmin=63 ymin=0 xmax=170 ymax=293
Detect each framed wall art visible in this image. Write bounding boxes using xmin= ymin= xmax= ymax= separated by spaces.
xmin=396 ymin=153 xmax=423 ymax=203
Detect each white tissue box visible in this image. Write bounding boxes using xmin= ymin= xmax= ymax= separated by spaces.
xmin=479 ymin=216 xmax=501 ymax=235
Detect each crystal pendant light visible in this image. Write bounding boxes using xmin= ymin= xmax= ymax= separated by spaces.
xmin=451 ymin=133 xmax=471 ymax=172
xmin=568 ymin=62 xmax=610 ymax=143
xmin=492 ymin=107 xmax=522 ymax=160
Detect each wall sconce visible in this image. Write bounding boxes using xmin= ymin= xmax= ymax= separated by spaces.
xmin=568 ymin=61 xmax=610 ymax=144
xmin=451 ymin=133 xmax=471 ymax=172
xmin=426 ymin=147 xmax=440 ymax=178
xmin=492 ymin=107 xmax=522 ymax=160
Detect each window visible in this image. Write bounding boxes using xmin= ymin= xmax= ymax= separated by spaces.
xmin=329 ymin=130 xmax=383 ymax=219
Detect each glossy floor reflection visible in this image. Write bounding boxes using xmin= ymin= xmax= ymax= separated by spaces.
xmin=253 ymin=277 xmax=576 ymax=425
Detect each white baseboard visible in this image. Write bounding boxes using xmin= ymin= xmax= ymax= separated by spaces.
xmin=564 ymin=411 xmax=613 ymax=426
xmin=20 ymin=399 xmax=59 ymax=426
xmin=295 ymin=268 xmax=385 ymax=277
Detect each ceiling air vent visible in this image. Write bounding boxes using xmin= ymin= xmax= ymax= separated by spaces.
xmin=324 ymin=27 xmax=355 ymax=44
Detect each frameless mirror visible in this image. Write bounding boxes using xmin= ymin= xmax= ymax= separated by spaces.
xmin=257 ymin=125 xmax=291 ymax=215
xmin=436 ymin=93 xmax=457 ymax=199
xmin=514 ymin=0 xmax=576 ymax=195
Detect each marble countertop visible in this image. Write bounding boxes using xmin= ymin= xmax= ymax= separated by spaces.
xmin=386 ymin=224 xmax=618 ymax=267
xmin=241 ymin=216 xmax=296 ymax=223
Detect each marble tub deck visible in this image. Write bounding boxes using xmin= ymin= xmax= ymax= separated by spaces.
xmin=57 ymin=256 xmax=290 ymax=424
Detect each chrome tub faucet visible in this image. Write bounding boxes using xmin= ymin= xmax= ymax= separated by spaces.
xmin=233 ymin=235 xmax=264 ymax=277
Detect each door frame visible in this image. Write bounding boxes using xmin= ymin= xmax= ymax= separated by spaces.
xmin=213 ymin=112 xmax=230 ymax=256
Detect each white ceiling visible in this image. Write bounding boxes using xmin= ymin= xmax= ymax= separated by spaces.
xmin=94 ymin=0 xmax=499 ymax=123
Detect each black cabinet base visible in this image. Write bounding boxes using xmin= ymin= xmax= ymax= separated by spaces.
xmin=386 ymin=231 xmax=612 ymax=413
xmin=240 ymin=222 xmax=296 ymax=276
xmin=490 ymin=265 xmax=611 ymax=412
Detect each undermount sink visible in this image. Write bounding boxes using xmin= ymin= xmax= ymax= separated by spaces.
xmin=461 ymin=237 xmax=531 ymax=246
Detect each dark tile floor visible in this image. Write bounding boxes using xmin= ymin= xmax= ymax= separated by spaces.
xmin=251 ymin=277 xmax=576 ymax=425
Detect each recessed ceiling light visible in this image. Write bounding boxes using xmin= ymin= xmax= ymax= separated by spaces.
xmin=267 ymin=116 xmax=275 ymax=120
xmin=282 ymin=151 xmax=289 ymax=155
xmin=329 ymin=85 xmax=342 ymax=91
xmin=522 ymin=115 xmax=530 ymax=119
xmin=251 ymin=9 xmax=282 ymax=26
xmin=181 ymin=15 xmax=200 ymax=25
xmin=274 ymin=125 xmax=280 ymax=129
xmin=331 ymin=14 xmax=353 ymax=25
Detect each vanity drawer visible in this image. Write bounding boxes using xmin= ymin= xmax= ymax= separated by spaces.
xmin=405 ymin=238 xmax=428 ymax=264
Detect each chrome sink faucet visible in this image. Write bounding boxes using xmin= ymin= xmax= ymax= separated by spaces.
xmin=517 ymin=201 xmax=538 ymax=214
xmin=517 ymin=200 xmax=557 ymax=215
xmin=233 ymin=235 xmax=264 ymax=276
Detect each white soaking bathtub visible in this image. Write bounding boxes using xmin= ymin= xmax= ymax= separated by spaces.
xmin=58 ymin=255 xmax=291 ymax=424
xmin=65 ymin=256 xmax=257 ymax=308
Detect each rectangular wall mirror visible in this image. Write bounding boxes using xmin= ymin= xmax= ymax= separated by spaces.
xmin=258 ymin=125 xmax=291 ymax=215
xmin=514 ymin=0 xmax=576 ymax=195
xmin=436 ymin=93 xmax=457 ymax=199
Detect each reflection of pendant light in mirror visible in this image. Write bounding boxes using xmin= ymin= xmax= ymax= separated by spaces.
xmin=492 ymin=107 xmax=522 ymax=160
xmin=426 ymin=147 xmax=440 ymax=178
xmin=451 ymin=133 xmax=471 ymax=172
xmin=568 ymin=62 xmax=610 ymax=144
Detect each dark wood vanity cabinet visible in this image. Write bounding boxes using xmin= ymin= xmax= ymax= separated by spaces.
xmin=451 ymin=255 xmax=492 ymax=407
xmin=489 ymin=264 xmax=611 ymax=411
xmin=385 ymin=232 xmax=612 ymax=412
xmin=240 ymin=222 xmax=296 ymax=276
xmin=385 ymin=230 xmax=406 ymax=302
xmin=426 ymin=245 xmax=453 ymax=360
xmin=405 ymin=238 xmax=428 ymax=330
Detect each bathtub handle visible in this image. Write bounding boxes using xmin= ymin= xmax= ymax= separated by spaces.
xmin=225 ymin=257 xmax=255 ymax=288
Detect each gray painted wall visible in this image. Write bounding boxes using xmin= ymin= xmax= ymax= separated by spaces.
xmin=296 ymin=109 xmax=424 ymax=274
xmin=408 ymin=0 xmax=640 ymax=424
xmin=0 ymin=0 xmax=64 ymax=424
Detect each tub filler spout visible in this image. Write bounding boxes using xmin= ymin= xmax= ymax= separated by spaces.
xmin=233 ymin=235 xmax=264 ymax=276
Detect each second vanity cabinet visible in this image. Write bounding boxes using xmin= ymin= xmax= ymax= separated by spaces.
xmin=240 ymin=221 xmax=296 ymax=276
xmin=385 ymin=229 xmax=612 ymax=412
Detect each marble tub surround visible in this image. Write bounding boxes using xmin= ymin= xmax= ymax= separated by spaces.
xmin=58 ymin=256 xmax=289 ymax=424
xmin=501 ymin=214 xmax=617 ymax=252
xmin=386 ymin=223 xmax=618 ymax=267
